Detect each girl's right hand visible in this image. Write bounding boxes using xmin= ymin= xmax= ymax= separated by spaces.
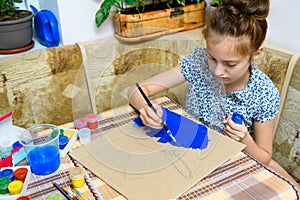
xmin=138 ymin=104 xmax=163 ymax=129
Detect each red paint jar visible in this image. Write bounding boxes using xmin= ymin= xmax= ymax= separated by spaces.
xmin=16 ymin=196 xmax=31 ymax=200
xmin=14 ymin=167 xmax=28 ymax=183
xmin=74 ymin=118 xmax=87 ymax=130
xmin=86 ymin=113 xmax=98 ymax=130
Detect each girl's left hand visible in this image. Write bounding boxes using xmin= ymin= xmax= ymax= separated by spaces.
xmin=223 ymin=116 xmax=248 ymax=142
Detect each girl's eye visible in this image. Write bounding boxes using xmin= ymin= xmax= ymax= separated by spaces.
xmin=208 ymin=56 xmax=216 ymax=62
xmin=226 ymin=63 xmax=237 ymax=67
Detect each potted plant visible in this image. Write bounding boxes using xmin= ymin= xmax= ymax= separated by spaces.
xmin=0 ymin=0 xmax=34 ymax=53
xmin=210 ymin=0 xmax=222 ymax=7
xmin=95 ymin=0 xmax=206 ymax=42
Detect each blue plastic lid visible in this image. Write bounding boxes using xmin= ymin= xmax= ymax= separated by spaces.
xmin=59 ymin=136 xmax=68 ymax=149
xmin=30 ymin=5 xmax=60 ymax=47
xmin=0 ymin=169 xmax=14 ymax=181
xmin=232 ymin=113 xmax=244 ymax=125
xmin=12 ymin=141 xmax=22 ymax=149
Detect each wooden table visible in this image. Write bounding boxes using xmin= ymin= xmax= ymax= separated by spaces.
xmin=24 ymin=96 xmax=298 ymax=199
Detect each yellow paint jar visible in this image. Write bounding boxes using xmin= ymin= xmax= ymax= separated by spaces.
xmin=69 ymin=167 xmax=85 ymax=188
xmin=8 ymin=180 xmax=23 ymax=195
xmin=64 ymin=129 xmax=75 ymax=141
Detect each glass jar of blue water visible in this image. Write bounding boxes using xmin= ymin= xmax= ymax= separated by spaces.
xmin=20 ymin=124 xmax=61 ymax=175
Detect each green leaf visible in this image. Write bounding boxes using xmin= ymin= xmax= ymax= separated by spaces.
xmin=175 ymin=0 xmax=185 ymax=6
xmin=95 ymin=0 xmax=119 ymax=28
xmin=125 ymin=0 xmax=137 ymax=6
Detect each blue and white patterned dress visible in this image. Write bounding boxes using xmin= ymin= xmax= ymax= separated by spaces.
xmin=180 ymin=46 xmax=280 ymax=137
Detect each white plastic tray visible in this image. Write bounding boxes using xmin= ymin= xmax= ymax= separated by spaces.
xmin=0 ymin=165 xmax=31 ymax=200
xmin=59 ymin=128 xmax=78 ymax=157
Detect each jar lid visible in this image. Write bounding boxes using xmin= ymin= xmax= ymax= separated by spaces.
xmin=69 ymin=167 xmax=85 ymax=180
xmin=59 ymin=136 xmax=69 ymax=149
xmin=0 ymin=169 xmax=14 ymax=179
xmin=0 ymin=177 xmax=10 ymax=188
xmin=14 ymin=168 xmax=28 ymax=179
xmin=78 ymin=128 xmax=91 ymax=137
xmin=63 ymin=129 xmax=75 ymax=141
xmin=51 ymin=128 xmax=64 ymax=138
xmin=12 ymin=141 xmax=23 ymax=149
xmin=46 ymin=193 xmax=63 ymax=200
xmin=8 ymin=180 xmax=23 ymax=194
xmin=86 ymin=113 xmax=98 ymax=122
xmin=74 ymin=118 xmax=87 ymax=129
xmin=16 ymin=196 xmax=31 ymax=200
xmin=232 ymin=113 xmax=244 ymax=124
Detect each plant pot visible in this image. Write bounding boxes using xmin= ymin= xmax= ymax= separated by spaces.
xmin=0 ymin=10 xmax=34 ymax=51
xmin=114 ymin=1 xmax=206 ymax=42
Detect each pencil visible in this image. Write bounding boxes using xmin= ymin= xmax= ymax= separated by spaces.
xmin=135 ymin=83 xmax=177 ymax=142
xmin=53 ymin=182 xmax=73 ymax=200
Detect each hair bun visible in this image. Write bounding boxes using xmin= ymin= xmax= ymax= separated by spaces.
xmin=222 ymin=0 xmax=269 ymax=20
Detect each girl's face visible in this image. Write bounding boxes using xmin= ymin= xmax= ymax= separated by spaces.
xmin=206 ymin=36 xmax=253 ymax=92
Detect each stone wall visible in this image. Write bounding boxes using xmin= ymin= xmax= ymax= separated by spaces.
xmin=0 ymin=45 xmax=83 ymax=127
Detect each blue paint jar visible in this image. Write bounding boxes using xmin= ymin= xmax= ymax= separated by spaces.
xmin=59 ymin=136 xmax=68 ymax=149
xmin=0 ymin=169 xmax=15 ymax=181
xmin=232 ymin=113 xmax=244 ymax=125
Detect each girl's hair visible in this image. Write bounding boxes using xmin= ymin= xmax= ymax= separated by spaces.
xmin=203 ymin=0 xmax=270 ymax=57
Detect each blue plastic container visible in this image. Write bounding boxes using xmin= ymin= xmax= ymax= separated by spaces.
xmin=20 ymin=124 xmax=60 ymax=175
xmin=27 ymin=145 xmax=60 ymax=175
xmin=232 ymin=113 xmax=244 ymax=125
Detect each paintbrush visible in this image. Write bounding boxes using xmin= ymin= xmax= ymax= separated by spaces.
xmin=135 ymin=83 xmax=177 ymax=143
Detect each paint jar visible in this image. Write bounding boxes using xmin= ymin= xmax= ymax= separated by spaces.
xmin=46 ymin=193 xmax=62 ymax=200
xmin=8 ymin=180 xmax=23 ymax=195
xmin=51 ymin=128 xmax=64 ymax=138
xmin=64 ymin=129 xmax=75 ymax=141
xmin=232 ymin=113 xmax=244 ymax=125
xmin=69 ymin=167 xmax=85 ymax=188
xmin=78 ymin=128 xmax=91 ymax=145
xmin=12 ymin=141 xmax=23 ymax=149
xmin=86 ymin=113 xmax=98 ymax=130
xmin=0 ymin=168 xmax=15 ymax=181
xmin=59 ymin=135 xmax=68 ymax=149
xmin=0 ymin=177 xmax=10 ymax=194
xmin=16 ymin=196 xmax=31 ymax=200
xmin=14 ymin=167 xmax=28 ymax=182
xmin=19 ymin=124 xmax=60 ymax=175
xmin=74 ymin=118 xmax=87 ymax=130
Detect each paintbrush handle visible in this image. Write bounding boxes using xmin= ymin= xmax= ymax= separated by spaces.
xmin=53 ymin=182 xmax=73 ymax=200
xmin=135 ymin=83 xmax=157 ymax=113
xmin=135 ymin=83 xmax=176 ymax=142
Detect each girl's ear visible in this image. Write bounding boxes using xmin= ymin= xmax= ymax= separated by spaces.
xmin=252 ymin=46 xmax=264 ymax=60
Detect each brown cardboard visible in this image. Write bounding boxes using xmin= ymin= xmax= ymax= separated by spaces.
xmin=70 ymin=121 xmax=245 ymax=200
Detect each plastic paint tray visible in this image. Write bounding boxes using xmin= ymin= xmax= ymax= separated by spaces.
xmin=0 ymin=165 xmax=31 ymax=200
xmin=59 ymin=128 xmax=78 ymax=157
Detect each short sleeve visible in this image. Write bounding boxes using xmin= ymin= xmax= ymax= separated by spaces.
xmin=180 ymin=46 xmax=207 ymax=81
xmin=255 ymin=81 xmax=280 ymax=123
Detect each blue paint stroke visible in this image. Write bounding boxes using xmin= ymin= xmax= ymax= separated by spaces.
xmin=133 ymin=107 xmax=209 ymax=150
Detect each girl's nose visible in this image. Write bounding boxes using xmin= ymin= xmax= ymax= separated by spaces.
xmin=214 ymin=63 xmax=225 ymax=76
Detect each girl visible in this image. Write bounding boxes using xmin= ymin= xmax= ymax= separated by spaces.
xmin=128 ymin=0 xmax=300 ymax=193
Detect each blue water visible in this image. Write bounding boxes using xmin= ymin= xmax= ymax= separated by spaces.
xmin=27 ymin=145 xmax=60 ymax=175
xmin=133 ymin=107 xmax=209 ymax=150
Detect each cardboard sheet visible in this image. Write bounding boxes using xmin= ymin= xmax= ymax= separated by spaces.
xmin=70 ymin=121 xmax=245 ymax=200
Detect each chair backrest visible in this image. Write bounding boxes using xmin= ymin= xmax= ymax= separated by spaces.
xmin=271 ymin=52 xmax=300 ymax=182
